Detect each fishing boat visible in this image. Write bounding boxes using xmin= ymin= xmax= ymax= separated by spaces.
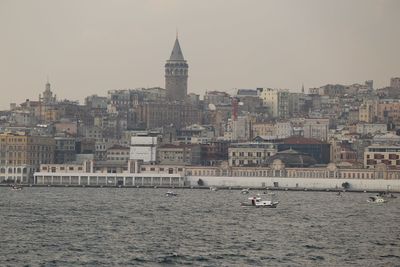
xmin=241 ymin=194 xmax=278 ymax=208
xmin=367 ymin=195 xmax=387 ymax=203
xmin=165 ymin=191 xmax=178 ymax=197
xmin=11 ymin=185 xmax=23 ymax=191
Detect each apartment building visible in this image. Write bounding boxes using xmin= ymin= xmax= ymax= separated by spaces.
xmin=0 ymin=132 xmax=55 ymax=183
xmin=364 ymin=145 xmax=400 ymax=169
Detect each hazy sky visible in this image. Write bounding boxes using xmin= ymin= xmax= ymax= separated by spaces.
xmin=0 ymin=0 xmax=399 ymax=109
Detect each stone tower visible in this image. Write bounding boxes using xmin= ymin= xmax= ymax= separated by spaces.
xmin=165 ymin=37 xmax=188 ymax=101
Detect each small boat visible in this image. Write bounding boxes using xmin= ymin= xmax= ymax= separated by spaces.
xmin=241 ymin=188 xmax=250 ymax=194
xmin=241 ymin=194 xmax=278 ymax=208
xmin=11 ymin=185 xmax=23 ymax=191
xmin=210 ymin=186 xmax=218 ymax=191
xmin=367 ymin=195 xmax=387 ymax=203
xmin=165 ymin=191 xmax=178 ymax=197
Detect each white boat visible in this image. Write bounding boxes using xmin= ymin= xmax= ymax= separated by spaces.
xmin=11 ymin=185 xmax=23 ymax=191
xmin=241 ymin=188 xmax=250 ymax=194
xmin=241 ymin=194 xmax=279 ymax=208
xmin=210 ymin=187 xmax=218 ymax=191
xmin=166 ymin=191 xmax=178 ymax=197
xmin=367 ymin=195 xmax=387 ymax=203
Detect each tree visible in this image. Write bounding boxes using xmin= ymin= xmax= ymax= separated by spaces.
xmin=197 ymin=179 xmax=204 ymax=186
xmin=342 ymin=182 xmax=350 ymax=189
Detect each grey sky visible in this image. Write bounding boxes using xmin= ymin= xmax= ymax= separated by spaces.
xmin=0 ymin=0 xmax=399 ymax=109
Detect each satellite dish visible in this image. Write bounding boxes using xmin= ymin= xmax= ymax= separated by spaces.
xmin=208 ymin=103 xmax=216 ymax=111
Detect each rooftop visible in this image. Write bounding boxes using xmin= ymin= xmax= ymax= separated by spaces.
xmin=282 ymin=136 xmax=327 ymax=145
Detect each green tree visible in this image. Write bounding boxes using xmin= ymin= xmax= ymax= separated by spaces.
xmin=342 ymin=182 xmax=350 ymax=189
xmin=197 ymin=179 xmax=204 ymax=186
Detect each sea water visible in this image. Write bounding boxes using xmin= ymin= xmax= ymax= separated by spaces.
xmin=0 ymin=188 xmax=399 ymax=266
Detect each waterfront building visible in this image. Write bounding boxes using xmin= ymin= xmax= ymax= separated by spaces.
xmin=35 ymin=160 xmax=185 ymax=187
xmin=0 ymin=131 xmax=55 ymax=182
xmin=185 ymin=161 xmax=400 ymax=191
xmin=34 ymin=159 xmax=400 ymax=191
xmin=165 ymin=36 xmax=188 ymax=101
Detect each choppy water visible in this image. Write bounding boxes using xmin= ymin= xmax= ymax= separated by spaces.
xmin=0 ymin=187 xmax=399 ymax=267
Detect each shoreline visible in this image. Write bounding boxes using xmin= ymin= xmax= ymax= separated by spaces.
xmin=1 ymin=184 xmax=396 ymax=193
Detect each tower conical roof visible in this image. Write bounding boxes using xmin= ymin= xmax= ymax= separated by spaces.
xmin=169 ymin=38 xmax=185 ymax=61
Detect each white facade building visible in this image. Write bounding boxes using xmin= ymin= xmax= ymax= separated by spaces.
xmin=303 ymin=118 xmax=329 ymax=141
xmin=258 ymin=88 xmax=289 ymax=118
xmin=130 ymin=136 xmax=157 ymax=163
xmin=356 ymin=123 xmax=387 ymax=135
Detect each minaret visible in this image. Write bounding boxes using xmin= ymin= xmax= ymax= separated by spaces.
xmin=165 ymin=35 xmax=188 ymax=101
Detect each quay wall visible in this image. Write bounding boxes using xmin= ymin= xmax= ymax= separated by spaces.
xmin=187 ymin=176 xmax=400 ymax=192
xmin=32 ymin=172 xmax=400 ymax=192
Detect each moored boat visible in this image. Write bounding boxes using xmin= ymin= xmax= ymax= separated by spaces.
xmin=166 ymin=191 xmax=178 ymax=197
xmin=11 ymin=185 xmax=23 ymax=191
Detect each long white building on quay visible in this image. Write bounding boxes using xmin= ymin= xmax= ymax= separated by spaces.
xmin=33 ymin=159 xmax=400 ymax=192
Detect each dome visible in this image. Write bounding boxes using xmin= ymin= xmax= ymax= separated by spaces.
xmin=266 ymin=148 xmax=317 ymax=168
